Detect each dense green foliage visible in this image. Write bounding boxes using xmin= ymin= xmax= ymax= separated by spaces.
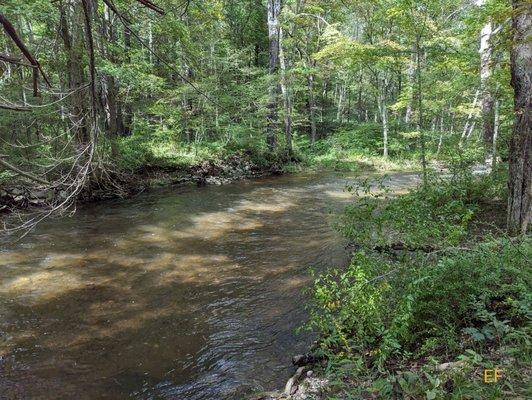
xmin=306 ymin=168 xmax=531 ymax=398
xmin=0 ymin=0 xmax=517 ymax=190
xmin=338 ymin=166 xmax=505 ymax=248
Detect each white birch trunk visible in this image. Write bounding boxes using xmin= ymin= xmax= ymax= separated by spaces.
xmin=279 ymin=27 xmax=292 ymax=155
xmin=377 ymin=80 xmax=389 ymax=159
xmin=461 ymin=90 xmax=480 ymax=142
xmin=477 ymin=0 xmax=495 ymax=150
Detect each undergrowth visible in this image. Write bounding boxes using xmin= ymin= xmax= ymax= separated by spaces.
xmin=304 ymin=165 xmax=531 ymax=399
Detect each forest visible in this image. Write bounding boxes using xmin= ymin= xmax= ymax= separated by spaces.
xmin=0 ymin=0 xmax=530 ymax=399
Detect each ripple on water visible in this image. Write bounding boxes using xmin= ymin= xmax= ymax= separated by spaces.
xmin=0 ymin=172 xmax=418 ymax=399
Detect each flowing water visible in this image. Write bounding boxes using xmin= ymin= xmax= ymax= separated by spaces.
xmin=0 ymin=172 xmax=417 ymax=400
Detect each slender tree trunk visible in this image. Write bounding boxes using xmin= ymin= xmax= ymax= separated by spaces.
xmin=279 ymin=27 xmax=292 ymax=156
xmin=466 ymin=121 xmax=477 ymax=140
xmin=415 ymin=36 xmax=427 ymax=185
xmin=336 ymin=84 xmax=344 ymax=122
xmin=507 ymin=1 xmax=531 ymax=235
xmin=347 ymin=87 xmax=351 ymax=123
xmin=477 ymin=0 xmax=495 ymax=152
xmin=404 ymin=47 xmax=416 ymax=125
xmin=436 ymin=132 xmax=444 ymax=155
xmin=308 ymin=68 xmax=317 ymax=145
xmin=182 ymin=64 xmax=194 ymax=143
xmin=377 ymin=79 xmax=388 ymax=159
xmin=101 ymin=4 xmax=119 ymax=157
xmin=461 ymin=89 xmax=480 ymax=143
xmin=122 ymin=25 xmax=132 ymax=136
xmin=4 ymin=44 xmax=12 ymax=78
xmin=357 ymin=74 xmax=364 ymax=120
xmin=491 ymin=99 xmax=499 ymax=171
xmin=266 ymin=0 xmax=281 ymax=151
xmin=148 ymin=21 xmax=153 ymax=64
xmin=436 ymin=112 xmax=445 ymax=155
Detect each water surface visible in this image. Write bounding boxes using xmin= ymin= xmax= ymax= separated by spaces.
xmin=0 ymin=172 xmax=416 ymax=399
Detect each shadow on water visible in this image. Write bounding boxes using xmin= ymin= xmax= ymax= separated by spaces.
xmin=0 ymin=172 xmax=418 ymax=399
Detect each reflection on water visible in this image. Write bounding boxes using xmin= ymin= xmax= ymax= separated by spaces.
xmin=0 ymin=172 xmax=417 ymax=399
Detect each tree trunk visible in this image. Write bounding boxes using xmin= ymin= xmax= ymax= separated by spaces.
xmin=436 ymin=112 xmax=445 ymax=155
xmin=59 ymin=1 xmax=89 ymax=145
xmin=182 ymin=64 xmax=194 ymax=143
xmin=279 ymin=27 xmax=292 ymax=156
xmin=377 ymin=80 xmax=389 ymax=159
xmin=101 ymin=3 xmax=119 ymax=157
xmin=477 ymin=0 xmax=495 ymax=152
xmin=266 ymin=0 xmax=281 ymax=151
xmin=492 ymin=99 xmax=499 ymax=171
xmin=308 ymin=72 xmax=317 ymax=145
xmin=336 ymin=84 xmax=344 ymax=122
xmin=461 ymin=90 xmax=480 ymax=143
xmin=415 ymin=36 xmax=427 ymax=185
xmin=148 ymin=21 xmax=153 ymax=64
xmin=404 ymin=47 xmax=416 ymax=125
xmin=122 ymin=24 xmax=132 ymax=136
xmin=507 ymin=1 xmax=531 ymax=235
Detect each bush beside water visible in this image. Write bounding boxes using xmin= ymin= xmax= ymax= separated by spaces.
xmin=304 ymin=166 xmax=531 ymax=399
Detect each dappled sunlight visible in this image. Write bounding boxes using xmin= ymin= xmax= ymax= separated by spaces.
xmin=151 ymin=254 xmax=240 ymax=284
xmin=0 ymin=172 xmax=416 ymax=400
xmin=0 ymin=251 xmax=34 ymax=266
xmin=0 ymin=269 xmax=85 ymax=303
xmin=40 ymin=252 xmax=91 ymax=268
xmin=324 ymin=189 xmax=353 ymax=200
xmin=179 ymin=211 xmax=264 ymax=240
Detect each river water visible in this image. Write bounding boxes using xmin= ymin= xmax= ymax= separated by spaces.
xmin=0 ymin=172 xmax=416 ymax=399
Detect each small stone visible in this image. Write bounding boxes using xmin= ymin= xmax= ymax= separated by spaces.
xmin=306 ymin=370 xmax=313 ymax=377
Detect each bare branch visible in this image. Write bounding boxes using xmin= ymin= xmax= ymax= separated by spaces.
xmin=0 ymin=53 xmax=33 ymax=67
xmin=135 ymin=0 xmax=165 ymax=15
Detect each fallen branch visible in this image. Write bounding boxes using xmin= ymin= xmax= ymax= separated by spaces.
xmin=0 ymin=103 xmax=32 ymax=112
xmin=373 ymin=242 xmax=436 ymax=253
xmin=0 ymin=156 xmax=49 ymax=185
xmin=284 ymin=366 xmax=305 ymax=396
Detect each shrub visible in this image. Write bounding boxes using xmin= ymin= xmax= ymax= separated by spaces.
xmin=336 ymin=166 xmax=506 ymax=249
xmin=305 ymin=162 xmax=530 ymax=398
xmin=307 ymin=238 xmax=531 ymax=367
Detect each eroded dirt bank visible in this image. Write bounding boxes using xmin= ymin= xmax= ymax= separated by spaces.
xmin=0 ymin=154 xmax=283 ymax=215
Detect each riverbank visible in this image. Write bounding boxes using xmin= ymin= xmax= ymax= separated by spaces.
xmin=0 ymin=141 xmax=421 ymax=219
xmin=256 ymin=164 xmax=531 ymax=400
xmin=1 ymin=120 xmax=435 ymax=219
xmin=0 ymin=152 xmax=286 ymax=215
